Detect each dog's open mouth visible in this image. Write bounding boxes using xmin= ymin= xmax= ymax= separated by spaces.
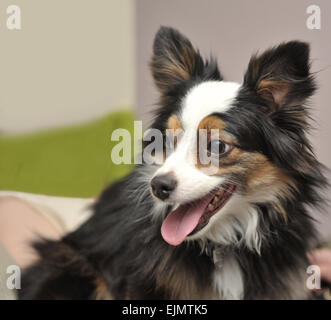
xmin=161 ymin=184 xmax=236 ymax=246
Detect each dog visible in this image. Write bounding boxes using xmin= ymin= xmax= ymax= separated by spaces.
xmin=18 ymin=26 xmax=328 ymax=300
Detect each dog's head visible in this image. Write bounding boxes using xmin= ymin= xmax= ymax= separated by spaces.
xmin=147 ymin=26 xmax=321 ymax=249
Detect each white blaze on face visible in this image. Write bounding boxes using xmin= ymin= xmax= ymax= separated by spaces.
xmin=154 ymin=81 xmax=241 ymax=204
xmin=180 ymin=81 xmax=241 ymax=131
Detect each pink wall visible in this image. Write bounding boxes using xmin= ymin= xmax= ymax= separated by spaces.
xmin=136 ymin=0 xmax=331 ymax=240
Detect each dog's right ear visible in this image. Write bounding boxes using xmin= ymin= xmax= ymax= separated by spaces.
xmin=150 ymin=26 xmax=205 ymax=94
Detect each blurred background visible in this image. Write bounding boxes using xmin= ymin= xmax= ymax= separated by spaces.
xmin=0 ymin=0 xmax=330 ymax=239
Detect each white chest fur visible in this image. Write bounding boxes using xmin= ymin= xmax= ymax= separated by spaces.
xmin=213 ymin=253 xmax=244 ymax=300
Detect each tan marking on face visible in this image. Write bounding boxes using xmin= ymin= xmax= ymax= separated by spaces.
xmin=198 ymin=115 xmax=228 ymax=137
xmin=167 ymin=114 xmax=183 ymax=131
xmin=164 ymin=114 xmax=184 ymax=158
xmin=224 ymin=151 xmax=293 ymax=221
xmin=245 ymin=153 xmax=294 ymax=191
xmin=245 ymin=153 xmax=296 ymax=221
xmin=196 ymin=115 xmax=237 ymax=170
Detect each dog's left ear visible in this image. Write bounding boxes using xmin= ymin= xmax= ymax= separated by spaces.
xmin=243 ymin=41 xmax=315 ymax=113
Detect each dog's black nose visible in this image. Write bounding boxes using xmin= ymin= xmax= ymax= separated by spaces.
xmin=151 ymin=174 xmax=177 ymax=200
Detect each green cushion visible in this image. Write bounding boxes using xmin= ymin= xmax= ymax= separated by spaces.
xmin=0 ymin=110 xmax=134 ymax=198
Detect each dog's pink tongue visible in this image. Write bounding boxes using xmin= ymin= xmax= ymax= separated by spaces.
xmin=161 ymin=195 xmax=213 ymax=246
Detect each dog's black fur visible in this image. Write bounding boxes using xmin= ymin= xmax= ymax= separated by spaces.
xmin=18 ymin=27 xmax=328 ymax=300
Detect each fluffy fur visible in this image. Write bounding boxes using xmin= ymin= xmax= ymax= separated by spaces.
xmin=18 ymin=27 xmax=328 ymax=300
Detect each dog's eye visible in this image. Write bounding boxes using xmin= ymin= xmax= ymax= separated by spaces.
xmin=207 ymin=140 xmax=231 ymax=157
